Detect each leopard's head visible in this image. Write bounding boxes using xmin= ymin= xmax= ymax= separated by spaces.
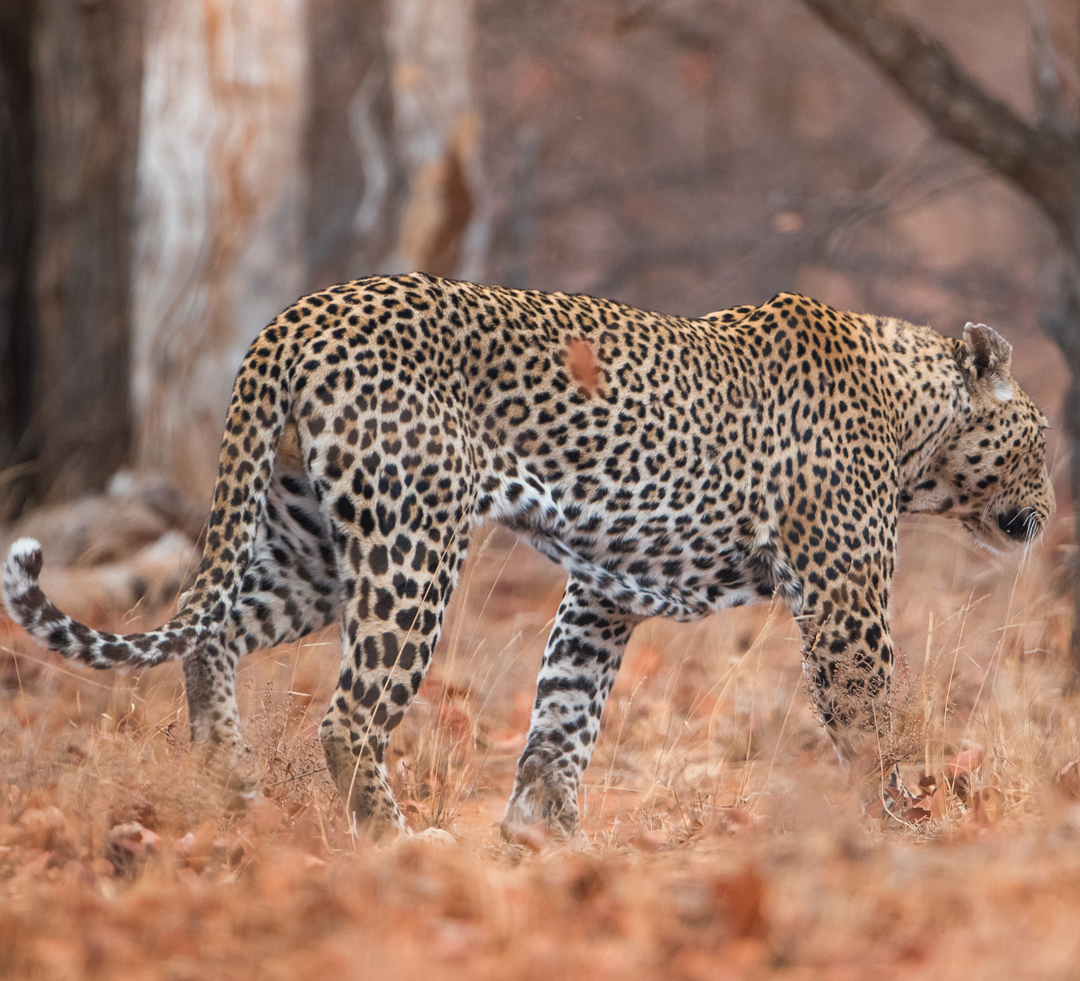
xmin=907 ymin=322 xmax=1055 ymax=550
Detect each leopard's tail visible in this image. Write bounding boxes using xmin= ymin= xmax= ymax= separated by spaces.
xmin=2 ymin=537 xmax=195 ymax=667
xmin=2 ymin=318 xmax=295 ymax=670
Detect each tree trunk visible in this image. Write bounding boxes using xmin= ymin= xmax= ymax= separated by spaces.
xmin=387 ymin=0 xmax=488 ymax=279
xmin=32 ymin=0 xmax=144 ymax=503
xmin=130 ymin=0 xmax=307 ymax=506
xmin=304 ymin=0 xmax=488 ymax=288
xmin=304 ymin=0 xmax=404 ymax=289
xmin=0 ymin=0 xmax=37 ymax=520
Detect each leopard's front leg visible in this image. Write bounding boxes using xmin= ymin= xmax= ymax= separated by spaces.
xmin=180 ymin=462 xmax=337 ymax=803
xmin=794 ymin=556 xmax=897 ymax=771
xmin=502 ymin=579 xmax=644 ymax=839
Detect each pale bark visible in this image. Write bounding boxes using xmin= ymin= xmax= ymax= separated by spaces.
xmin=131 ymin=0 xmax=307 ymax=505
xmin=387 ymin=0 xmax=488 ymax=279
xmin=304 ymin=0 xmax=402 ymax=287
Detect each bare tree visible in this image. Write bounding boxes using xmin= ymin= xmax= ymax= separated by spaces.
xmin=304 ymin=0 xmax=403 ymax=288
xmin=801 ymin=0 xmax=1080 ymax=680
xmin=130 ymin=0 xmax=307 ymax=505
xmin=387 ymin=0 xmax=488 ymax=279
xmin=132 ymin=0 xmax=486 ymax=507
xmin=303 ymin=0 xmax=489 ymax=288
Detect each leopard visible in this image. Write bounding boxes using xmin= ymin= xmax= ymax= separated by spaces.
xmin=2 ymin=273 xmax=1054 ymax=841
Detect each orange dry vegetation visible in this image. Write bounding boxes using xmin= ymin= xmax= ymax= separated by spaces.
xmin=3 ymin=518 xmax=1080 ymax=979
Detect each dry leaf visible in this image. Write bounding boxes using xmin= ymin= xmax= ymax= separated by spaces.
xmin=904 ymin=796 xmax=934 ymax=823
xmin=710 ymin=805 xmax=755 ymax=835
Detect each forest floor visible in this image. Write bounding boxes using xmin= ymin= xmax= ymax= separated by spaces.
xmin=2 ymin=517 xmax=1080 ymax=980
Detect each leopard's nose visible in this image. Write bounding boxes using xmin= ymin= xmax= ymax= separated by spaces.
xmin=997 ymin=509 xmax=1037 ymax=541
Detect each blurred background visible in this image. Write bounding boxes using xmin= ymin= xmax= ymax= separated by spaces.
xmin=0 ymin=0 xmax=1077 ymax=620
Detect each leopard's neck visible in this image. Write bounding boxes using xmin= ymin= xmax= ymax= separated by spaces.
xmin=872 ymin=315 xmax=968 ymax=506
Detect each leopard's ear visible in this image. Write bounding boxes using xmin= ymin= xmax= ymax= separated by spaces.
xmin=958 ymin=322 xmax=1013 ymax=401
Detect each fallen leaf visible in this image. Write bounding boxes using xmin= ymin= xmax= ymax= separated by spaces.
xmin=709 ymin=806 xmax=755 ymax=835
xmin=947 ymin=745 xmax=983 ymax=805
xmin=903 ymin=796 xmax=934 ymax=823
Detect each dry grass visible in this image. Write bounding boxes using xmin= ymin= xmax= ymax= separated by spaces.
xmin=3 ymin=518 xmax=1080 ymax=979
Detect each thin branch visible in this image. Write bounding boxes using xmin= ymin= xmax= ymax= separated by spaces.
xmin=801 ymin=0 xmax=1080 ymax=253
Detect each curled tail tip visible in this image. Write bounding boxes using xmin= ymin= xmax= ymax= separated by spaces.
xmin=8 ymin=536 xmax=43 ymax=567
xmin=2 ymin=538 xmax=182 ymax=667
xmin=3 ymin=537 xmax=43 ymax=615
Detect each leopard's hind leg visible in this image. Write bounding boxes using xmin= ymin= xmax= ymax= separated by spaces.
xmin=317 ymin=511 xmax=472 ymax=838
xmin=303 ymin=418 xmax=475 ymax=838
xmin=182 ymin=456 xmax=340 ymax=794
xmin=502 ymin=579 xmax=644 ymax=838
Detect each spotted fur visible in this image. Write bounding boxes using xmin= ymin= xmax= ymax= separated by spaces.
xmin=2 ymin=275 xmax=1054 ymax=839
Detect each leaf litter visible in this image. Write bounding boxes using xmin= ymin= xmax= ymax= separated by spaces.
xmin=2 ymin=521 xmax=1080 ymax=977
